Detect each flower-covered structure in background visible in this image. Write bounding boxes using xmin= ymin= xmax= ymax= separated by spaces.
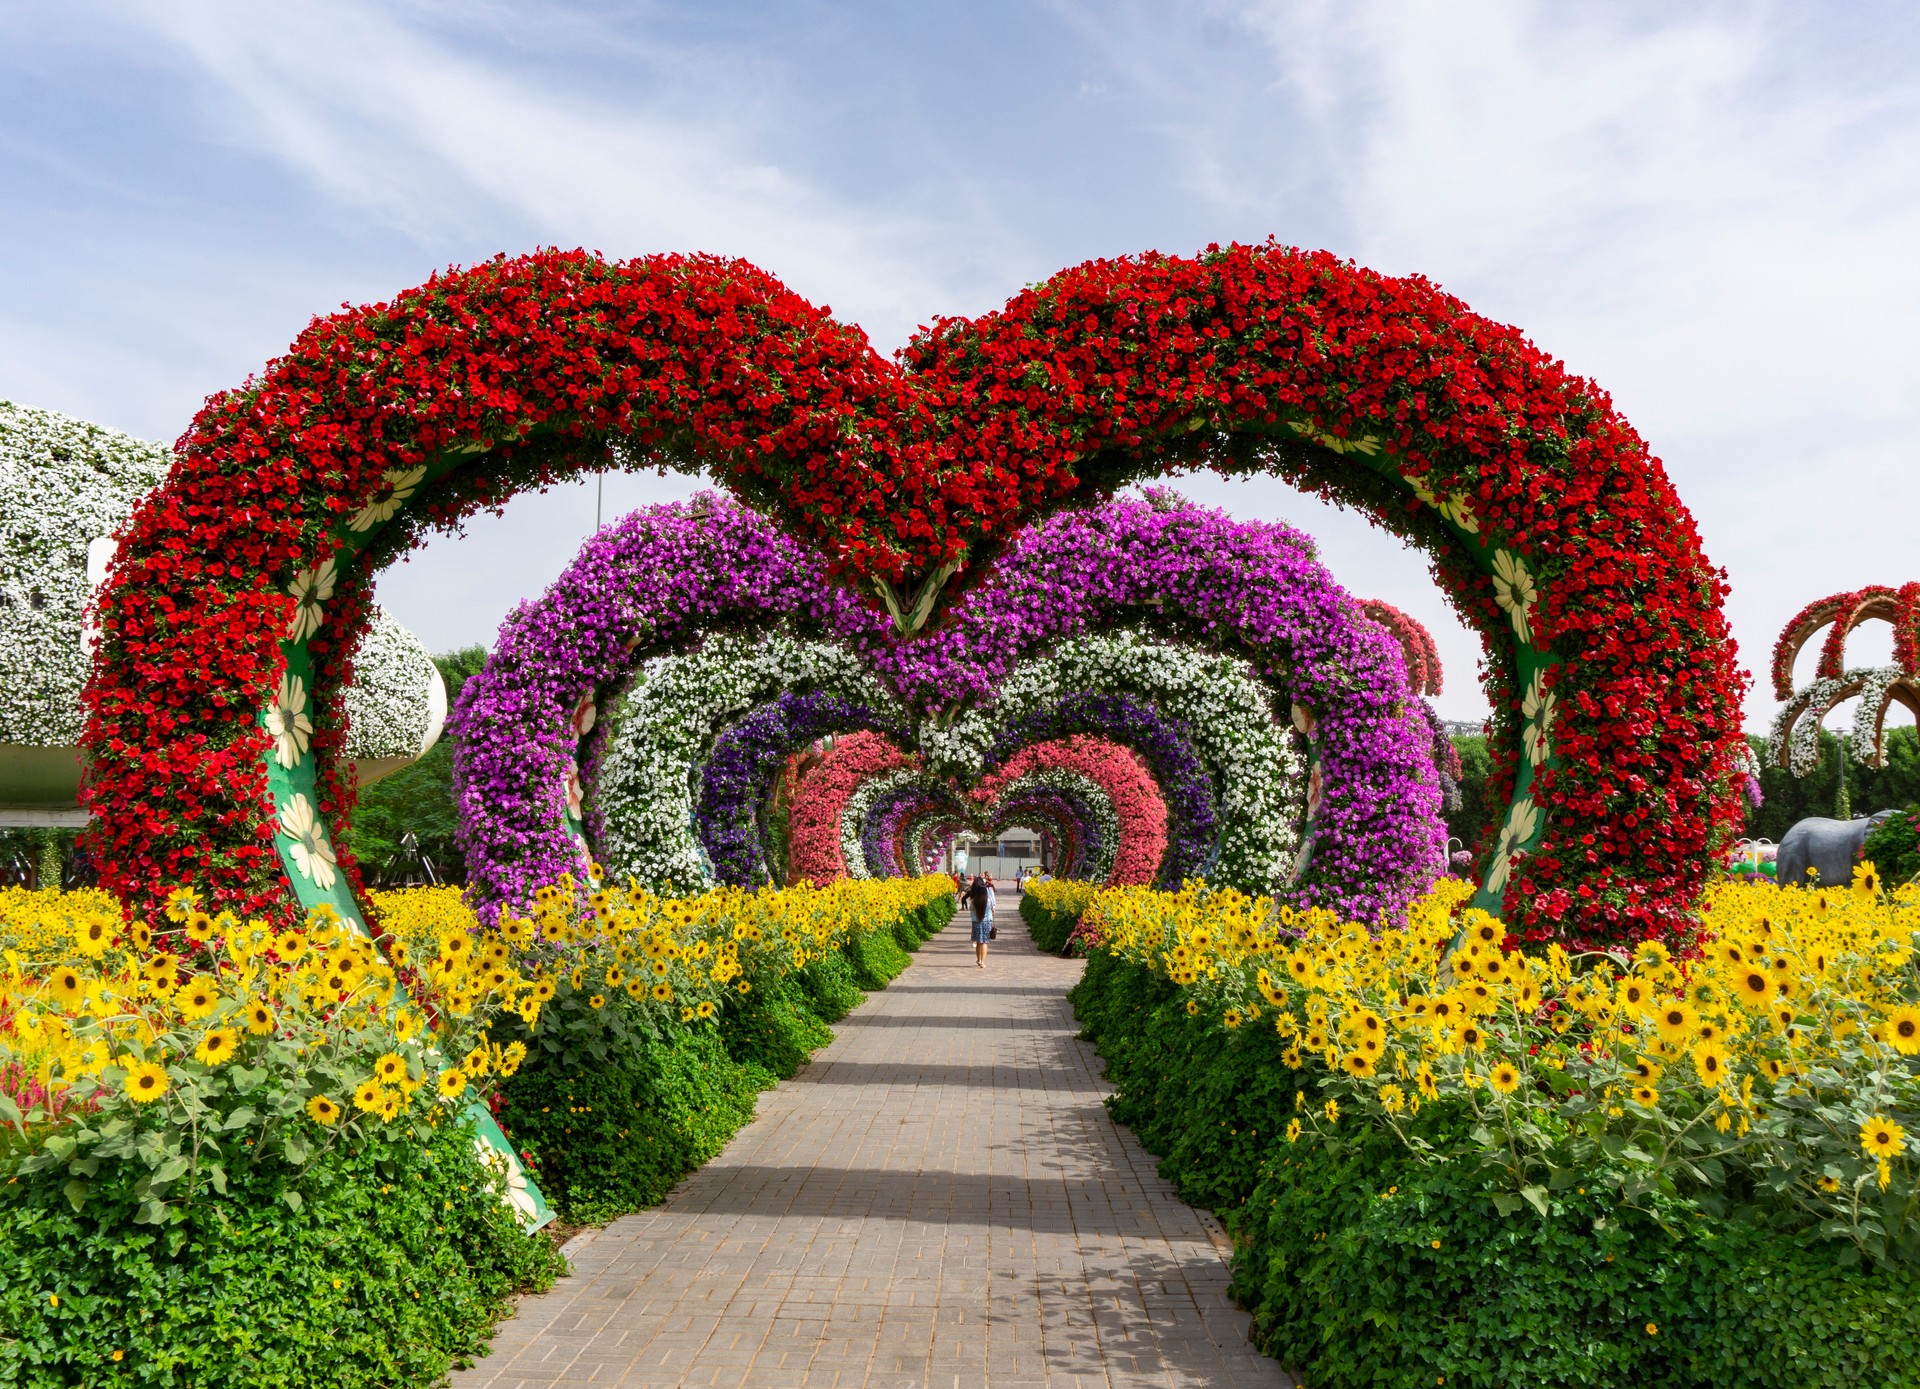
xmin=452 ymin=491 xmax=1436 ymax=917
xmin=972 ymin=737 xmax=1168 ymax=885
xmin=1769 ymin=584 xmax=1920 ymax=777
xmin=1356 ymin=599 xmax=1463 ymax=817
xmin=786 ymin=732 xmax=918 ymax=884
xmin=0 ymin=402 xmax=443 ymax=824
xmin=82 ymin=245 xmax=1743 ymax=948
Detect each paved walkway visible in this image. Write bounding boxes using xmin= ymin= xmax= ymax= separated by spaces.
xmin=458 ymin=905 xmax=1291 ymax=1388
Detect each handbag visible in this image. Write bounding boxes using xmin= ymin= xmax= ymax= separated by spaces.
xmin=989 ymin=924 xmax=998 ymax=940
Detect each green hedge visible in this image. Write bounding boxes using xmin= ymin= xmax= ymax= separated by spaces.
xmin=496 ymin=895 xmax=953 ymax=1224
xmin=0 ymin=1117 xmax=560 ymax=1388
xmin=1021 ymin=893 xmax=1080 ymax=953
xmin=1070 ymin=948 xmax=1920 ymax=1389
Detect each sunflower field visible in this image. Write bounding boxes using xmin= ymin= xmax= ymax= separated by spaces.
xmin=1066 ymin=871 xmax=1920 ymax=1388
xmin=0 ymin=874 xmax=953 ymax=1388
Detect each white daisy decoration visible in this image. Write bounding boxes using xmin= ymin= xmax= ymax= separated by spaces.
xmin=474 ymin=1138 xmax=543 ymax=1224
xmin=1404 ymin=471 xmax=1481 ymax=534
xmin=286 ymin=558 xmax=337 ymax=642
xmin=279 ymin=793 xmax=338 ymax=889
xmin=347 ymin=465 xmax=428 ymax=533
xmin=1521 ymin=670 xmax=1556 ymax=768
xmin=1490 ymin=550 xmax=1537 ymax=646
xmin=1487 ymin=795 xmax=1540 ymax=894
xmin=265 ymin=672 xmax=314 ymax=769
xmin=1288 ymin=419 xmax=1383 ymax=458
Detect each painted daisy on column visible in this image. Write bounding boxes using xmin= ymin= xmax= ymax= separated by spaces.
xmin=1491 ymin=550 xmax=1537 ymax=646
xmin=279 ymin=793 xmax=338 ymax=889
xmin=1522 ymin=669 xmax=1556 ymax=767
xmin=348 ymin=465 xmax=429 ymax=532
xmin=286 ymin=558 xmax=337 ymax=642
xmin=266 ymin=673 xmax=313 ymax=768
xmin=1487 ymin=796 xmax=1540 ymax=893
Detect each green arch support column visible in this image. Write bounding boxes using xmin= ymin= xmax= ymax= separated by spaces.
xmin=259 ymin=458 xmax=553 ymax=1231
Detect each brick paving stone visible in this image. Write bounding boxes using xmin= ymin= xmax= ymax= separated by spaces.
xmin=454 ymin=903 xmax=1294 ymax=1388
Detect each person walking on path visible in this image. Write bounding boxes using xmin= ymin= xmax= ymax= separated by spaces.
xmin=967 ymin=873 xmax=993 ymax=967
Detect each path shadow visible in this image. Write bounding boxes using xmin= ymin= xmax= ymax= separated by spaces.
xmin=831 ymin=1011 xmax=1066 ymax=1030
xmin=799 ymin=1059 xmax=1109 ymax=1092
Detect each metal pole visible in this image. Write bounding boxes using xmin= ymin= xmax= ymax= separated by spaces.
xmin=595 ymin=473 xmax=603 ymax=532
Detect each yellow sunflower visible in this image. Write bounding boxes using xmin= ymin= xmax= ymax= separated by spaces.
xmin=306 ymin=1094 xmax=342 ymax=1125
xmin=1691 ymin=1040 xmax=1731 ymax=1088
xmin=124 ymin=1060 xmax=170 ymax=1103
xmin=436 ymin=1068 xmax=468 ymax=1100
xmin=1885 ymin=1005 xmax=1920 ymax=1057
xmin=193 ymin=1028 xmax=239 ymax=1066
xmin=46 ymin=966 xmax=85 ymax=1009
xmin=175 ymin=977 xmax=219 ymax=1020
xmin=1860 ymin=1115 xmax=1907 ymax=1160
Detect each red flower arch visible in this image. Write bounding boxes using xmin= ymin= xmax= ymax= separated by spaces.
xmin=1770 ymin=583 xmax=1920 ymax=700
xmin=1358 ymin=599 xmax=1443 ymax=697
xmin=83 ymin=243 xmax=1744 ymax=945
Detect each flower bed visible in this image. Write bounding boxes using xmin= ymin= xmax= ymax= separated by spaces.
xmin=0 ymin=873 xmax=952 ymax=1381
xmin=1067 ymin=874 xmax=1920 ymax=1386
xmin=1021 ymin=878 xmax=1099 ymax=953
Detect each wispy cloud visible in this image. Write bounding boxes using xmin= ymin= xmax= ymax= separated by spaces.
xmin=126 ymin=0 xmax=1018 ymax=352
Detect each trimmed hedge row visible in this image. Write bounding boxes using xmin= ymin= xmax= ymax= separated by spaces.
xmin=1021 ymin=892 xmax=1080 ymax=953
xmin=0 ymin=894 xmax=952 ymax=1387
xmin=494 ymin=895 xmax=952 ymax=1223
xmin=0 ymin=1111 xmax=562 ymax=1389
xmin=1070 ymin=947 xmax=1920 ymax=1389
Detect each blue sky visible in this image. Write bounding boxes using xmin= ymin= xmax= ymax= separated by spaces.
xmin=3 ymin=1 xmax=1917 ymax=728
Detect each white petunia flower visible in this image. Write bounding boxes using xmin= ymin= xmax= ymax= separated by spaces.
xmin=1490 ymin=550 xmax=1537 ymax=646
xmin=1487 ymin=795 xmax=1541 ymax=894
xmin=278 ymin=792 xmax=338 ymax=889
xmin=286 ymin=558 xmax=338 ymax=642
xmin=347 ymin=465 xmax=428 ymax=533
xmin=266 ymin=672 xmax=314 ymax=769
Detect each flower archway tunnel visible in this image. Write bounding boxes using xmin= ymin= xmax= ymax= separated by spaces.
xmin=84 ymin=243 xmax=1743 ymax=947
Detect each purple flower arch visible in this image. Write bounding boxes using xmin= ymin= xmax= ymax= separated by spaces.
xmin=455 ymin=491 xmax=1440 ymax=918
xmin=697 ymin=689 xmax=903 ymax=885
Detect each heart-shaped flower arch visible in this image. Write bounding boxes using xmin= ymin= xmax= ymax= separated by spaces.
xmin=453 ymin=493 xmax=1426 ymax=919
xmin=83 ymin=243 xmax=1744 ymax=946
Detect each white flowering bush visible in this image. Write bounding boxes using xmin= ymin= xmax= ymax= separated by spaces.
xmin=592 ymin=631 xmax=902 ymax=890
xmin=343 ymin=606 xmax=446 ymax=770
xmin=0 ymin=402 xmax=169 ymax=748
xmin=0 ymin=402 xmax=444 ymax=806
xmin=922 ymin=632 xmax=1307 ymax=890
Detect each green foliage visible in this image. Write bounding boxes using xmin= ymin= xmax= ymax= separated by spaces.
xmin=0 ymin=1116 xmax=559 ymax=1389
xmin=718 ymin=972 xmax=832 ymax=1081
xmin=1072 ymin=952 xmax=1306 ymax=1211
xmin=346 ymin=647 xmax=488 ymax=882
xmin=1865 ymin=805 xmax=1920 ymax=886
xmin=494 ymin=998 xmax=762 ymax=1224
xmin=842 ymin=921 xmax=911 ymax=989
xmin=1070 ymin=936 xmax=1920 ymax=1389
xmin=1747 ymin=728 xmax=1920 ymax=844
xmin=1021 ymin=894 xmax=1078 ymax=953
xmin=795 ymin=950 xmax=864 ymax=1022
xmin=1446 ymin=733 xmax=1497 ymax=860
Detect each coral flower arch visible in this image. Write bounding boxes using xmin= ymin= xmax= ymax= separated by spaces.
xmin=84 ymin=243 xmax=1743 ymax=945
